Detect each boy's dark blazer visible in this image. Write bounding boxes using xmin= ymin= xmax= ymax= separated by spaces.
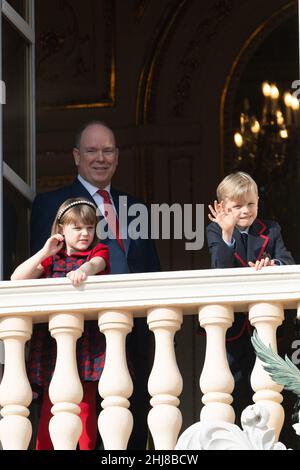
xmin=207 ymin=218 xmax=294 ymax=269
xmin=206 ymin=218 xmax=295 ymax=341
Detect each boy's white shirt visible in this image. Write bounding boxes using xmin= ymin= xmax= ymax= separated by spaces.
xmin=223 ymin=227 xmax=249 ymax=247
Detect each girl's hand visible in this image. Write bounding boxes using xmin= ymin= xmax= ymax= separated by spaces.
xmin=67 ymin=269 xmax=87 ymax=286
xmin=208 ymin=200 xmax=236 ymax=240
xmin=248 ymin=258 xmax=275 ymax=271
xmin=43 ymin=234 xmax=64 ymax=256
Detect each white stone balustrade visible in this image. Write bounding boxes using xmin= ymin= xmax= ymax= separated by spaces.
xmin=0 ymin=316 xmax=32 ymax=449
xmin=147 ymin=307 xmax=183 ymax=449
xmin=98 ymin=310 xmax=133 ymax=450
xmin=249 ymin=302 xmax=284 ymax=439
xmin=48 ymin=313 xmax=84 ymax=450
xmin=0 ymin=265 xmax=299 ymax=450
xmin=199 ymin=304 xmax=235 ymax=423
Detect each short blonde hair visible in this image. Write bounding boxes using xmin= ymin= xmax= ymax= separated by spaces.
xmin=217 ymin=171 xmax=258 ymax=202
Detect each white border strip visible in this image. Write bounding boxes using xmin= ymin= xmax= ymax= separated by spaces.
xmin=2 ymin=0 xmax=34 ymax=44
xmin=3 ymin=162 xmax=35 ymax=202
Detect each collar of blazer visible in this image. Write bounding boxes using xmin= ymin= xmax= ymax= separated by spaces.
xmin=233 ymin=218 xmax=269 ymax=267
xmin=73 ymin=180 xmax=125 ymax=215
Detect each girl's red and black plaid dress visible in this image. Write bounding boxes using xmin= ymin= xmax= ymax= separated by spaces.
xmin=27 ymin=242 xmax=110 ymax=396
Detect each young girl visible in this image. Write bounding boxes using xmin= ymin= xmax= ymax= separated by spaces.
xmin=11 ymin=197 xmax=110 ymax=450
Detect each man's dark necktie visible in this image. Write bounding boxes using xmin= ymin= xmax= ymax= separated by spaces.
xmin=97 ymin=189 xmax=125 ymax=252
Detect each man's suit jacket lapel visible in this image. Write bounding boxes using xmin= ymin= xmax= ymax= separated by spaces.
xmin=70 ymin=179 xmax=95 ymax=202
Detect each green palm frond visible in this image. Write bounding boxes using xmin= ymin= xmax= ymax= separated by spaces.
xmin=251 ymin=330 xmax=300 ymax=397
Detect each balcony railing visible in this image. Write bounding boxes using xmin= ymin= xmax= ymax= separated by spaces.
xmin=0 ymin=265 xmax=299 ymax=450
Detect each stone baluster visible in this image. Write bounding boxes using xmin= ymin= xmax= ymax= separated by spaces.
xmin=249 ymin=302 xmax=284 ymax=439
xmin=98 ymin=310 xmax=133 ymax=450
xmin=48 ymin=313 xmax=84 ymax=450
xmin=199 ymin=304 xmax=235 ymax=423
xmin=147 ymin=307 xmax=183 ymax=450
xmin=0 ymin=316 xmax=32 ymax=449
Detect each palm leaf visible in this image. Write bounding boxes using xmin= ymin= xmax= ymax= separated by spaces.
xmin=251 ymin=330 xmax=300 ymax=397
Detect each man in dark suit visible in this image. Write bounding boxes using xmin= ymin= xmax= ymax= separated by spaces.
xmin=206 ymin=171 xmax=294 ymax=421
xmin=31 ymin=121 xmax=160 ymax=449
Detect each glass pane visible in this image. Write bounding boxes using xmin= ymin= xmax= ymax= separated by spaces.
xmin=3 ymin=180 xmax=30 ymax=280
xmin=3 ymin=17 xmax=30 ymax=183
xmin=6 ymin=0 xmax=28 ymax=21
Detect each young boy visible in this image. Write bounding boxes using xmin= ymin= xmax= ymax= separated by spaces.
xmin=206 ymin=171 xmax=294 ymax=420
xmin=207 ymin=171 xmax=294 ymax=270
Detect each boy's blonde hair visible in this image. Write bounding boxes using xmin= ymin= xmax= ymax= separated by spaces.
xmin=51 ymin=197 xmax=99 ymax=248
xmin=217 ymin=171 xmax=258 ymax=202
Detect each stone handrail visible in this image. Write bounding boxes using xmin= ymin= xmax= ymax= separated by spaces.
xmin=0 ymin=265 xmax=299 ymax=449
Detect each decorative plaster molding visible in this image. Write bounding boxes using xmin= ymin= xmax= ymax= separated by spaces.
xmin=136 ymin=0 xmax=189 ymax=125
xmin=135 ymin=0 xmax=150 ymax=20
xmin=175 ymin=404 xmax=288 ymax=450
xmin=173 ymin=0 xmax=235 ymax=118
xmin=37 ymin=0 xmax=116 ymax=109
xmin=221 ymin=0 xmax=297 ymax=170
